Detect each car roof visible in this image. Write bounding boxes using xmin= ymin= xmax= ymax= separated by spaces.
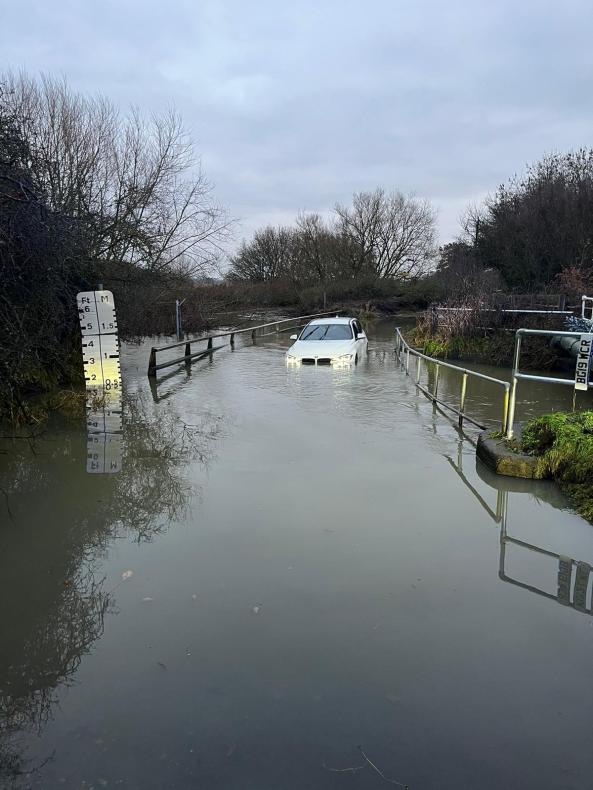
xmin=308 ymin=317 xmax=355 ymax=325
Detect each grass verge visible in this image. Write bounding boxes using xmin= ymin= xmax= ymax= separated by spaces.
xmin=521 ymin=411 xmax=593 ymax=522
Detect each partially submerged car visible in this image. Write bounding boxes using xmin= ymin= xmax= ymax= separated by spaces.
xmin=286 ymin=317 xmax=367 ymax=366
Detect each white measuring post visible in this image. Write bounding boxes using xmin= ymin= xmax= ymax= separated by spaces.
xmin=77 ymin=290 xmax=122 ymax=473
xmin=574 ymin=333 xmax=593 ymax=392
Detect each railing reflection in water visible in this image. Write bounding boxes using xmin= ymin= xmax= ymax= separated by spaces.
xmin=448 ymin=437 xmax=593 ymax=617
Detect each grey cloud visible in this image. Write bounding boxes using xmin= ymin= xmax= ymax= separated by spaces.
xmin=2 ymin=0 xmax=592 ymax=247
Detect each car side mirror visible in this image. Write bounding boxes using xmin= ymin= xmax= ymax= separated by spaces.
xmin=290 ymin=334 xmax=298 ymax=340
xmin=357 ymin=332 xmax=366 ymax=339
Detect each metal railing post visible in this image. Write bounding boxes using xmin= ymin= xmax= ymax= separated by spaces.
xmin=459 ymin=372 xmax=468 ymax=427
xmin=506 ymin=332 xmax=522 ymax=439
xmin=415 ymin=356 xmax=423 ymax=385
xmin=230 ymin=332 xmax=235 ymax=347
xmin=506 ymin=379 xmax=518 ymax=439
xmin=501 ymin=384 xmax=510 ymax=434
xmin=184 ymin=341 xmax=191 ymax=364
xmin=432 ymin=364 xmax=440 ymax=402
xmin=405 ymin=348 xmax=410 ymax=374
xmin=148 ymin=348 xmax=157 ymax=378
xmin=207 ymin=337 xmax=213 ymax=351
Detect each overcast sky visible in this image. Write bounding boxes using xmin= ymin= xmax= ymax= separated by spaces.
xmin=2 ymin=0 xmax=592 ymax=250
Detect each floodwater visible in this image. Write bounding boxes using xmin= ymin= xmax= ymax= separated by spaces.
xmin=1 ymin=320 xmax=593 ymax=790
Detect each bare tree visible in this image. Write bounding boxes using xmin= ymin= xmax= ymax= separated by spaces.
xmin=334 ymin=190 xmax=382 ymax=277
xmin=2 ymin=72 xmax=230 ymax=278
xmin=227 ymin=188 xmax=436 ymax=295
xmin=335 ymin=188 xmax=437 ymax=280
xmin=228 ymin=225 xmax=294 ymax=282
xmin=435 ymin=242 xmax=502 ymax=300
xmin=292 ymin=211 xmax=359 ymax=300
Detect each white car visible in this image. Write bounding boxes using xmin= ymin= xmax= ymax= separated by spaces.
xmin=286 ymin=317 xmax=368 ymax=366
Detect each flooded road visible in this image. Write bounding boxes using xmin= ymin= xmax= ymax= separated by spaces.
xmin=2 ymin=321 xmax=593 ymax=789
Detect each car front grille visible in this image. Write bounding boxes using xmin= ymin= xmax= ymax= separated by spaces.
xmin=301 ymin=357 xmax=331 ymax=365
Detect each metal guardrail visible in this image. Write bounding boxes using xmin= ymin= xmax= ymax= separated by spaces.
xmin=395 ymin=328 xmax=510 ymax=432
xmin=505 ymin=328 xmax=593 ymax=438
xmin=434 ymin=306 xmax=573 ymax=316
xmin=147 ymin=310 xmax=342 ymax=377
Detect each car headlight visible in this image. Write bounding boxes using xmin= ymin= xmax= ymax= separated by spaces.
xmin=286 ymin=355 xmax=299 ymax=362
xmin=337 ymin=354 xmax=354 ymax=361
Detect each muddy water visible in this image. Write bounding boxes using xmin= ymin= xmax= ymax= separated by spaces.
xmin=1 ymin=321 xmax=593 ymax=789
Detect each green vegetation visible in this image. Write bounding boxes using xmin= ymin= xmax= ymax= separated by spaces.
xmin=521 ymin=412 xmax=593 ymax=522
xmin=409 ymin=325 xmax=559 ymax=369
xmin=419 ymin=334 xmax=513 ymax=366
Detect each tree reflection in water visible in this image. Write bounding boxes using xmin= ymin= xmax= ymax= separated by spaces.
xmin=0 ymin=392 xmax=220 ymax=785
xmin=108 ymin=395 xmax=220 ymax=540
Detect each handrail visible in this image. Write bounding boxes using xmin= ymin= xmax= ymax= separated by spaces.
xmin=148 ymin=309 xmax=342 ymax=376
xmin=434 ymin=307 xmax=573 ymax=316
xmin=395 ymin=328 xmax=510 ymax=432
xmin=505 ymin=327 xmax=593 ymax=438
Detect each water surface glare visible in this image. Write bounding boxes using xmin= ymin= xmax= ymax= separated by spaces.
xmin=1 ymin=324 xmax=593 ymax=789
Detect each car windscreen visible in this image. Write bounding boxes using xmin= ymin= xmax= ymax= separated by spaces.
xmin=299 ymin=323 xmax=353 ymax=341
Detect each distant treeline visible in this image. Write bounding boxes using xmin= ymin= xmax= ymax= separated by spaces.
xmin=228 ymin=149 xmax=593 ymax=309
xmin=229 ymin=190 xmax=437 ymax=287
xmin=218 ymin=189 xmax=439 ymax=314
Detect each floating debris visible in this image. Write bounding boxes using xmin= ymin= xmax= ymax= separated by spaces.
xmin=322 ymin=746 xmax=409 ymax=788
